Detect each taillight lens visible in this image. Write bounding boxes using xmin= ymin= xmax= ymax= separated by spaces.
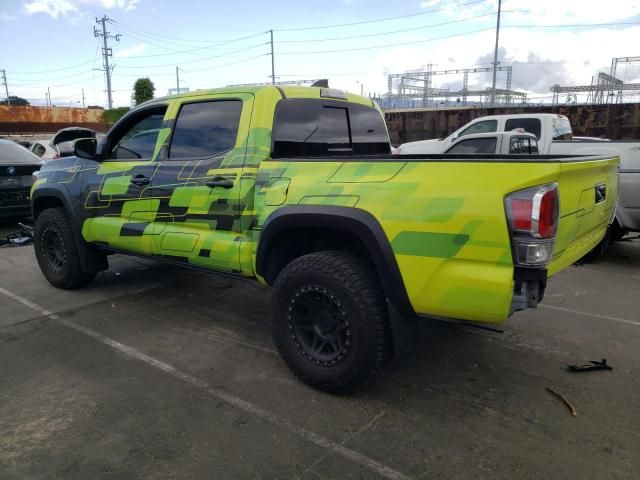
xmin=505 ymin=183 xmax=559 ymax=266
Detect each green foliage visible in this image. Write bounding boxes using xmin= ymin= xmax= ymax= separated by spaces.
xmin=103 ymin=107 xmax=130 ymax=124
xmin=0 ymin=95 xmax=30 ymax=106
xmin=133 ymin=78 xmax=155 ymax=105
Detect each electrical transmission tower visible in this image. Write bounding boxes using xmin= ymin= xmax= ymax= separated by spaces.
xmin=94 ymin=16 xmax=120 ymax=109
xmin=1 ymin=69 xmax=10 ymax=105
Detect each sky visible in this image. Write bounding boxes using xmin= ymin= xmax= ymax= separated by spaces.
xmin=1 ymin=0 xmax=640 ymax=107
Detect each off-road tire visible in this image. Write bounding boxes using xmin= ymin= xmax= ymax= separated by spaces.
xmin=272 ymin=250 xmax=391 ymax=394
xmin=34 ymin=208 xmax=97 ymax=289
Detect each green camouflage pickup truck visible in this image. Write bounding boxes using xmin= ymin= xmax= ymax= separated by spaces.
xmin=31 ymin=86 xmax=619 ymax=392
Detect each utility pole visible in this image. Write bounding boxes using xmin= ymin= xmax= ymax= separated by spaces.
xmin=47 ymin=87 xmax=51 ymax=107
xmin=81 ymin=88 xmax=86 ymax=108
xmin=1 ymin=69 xmax=10 ymax=105
xmin=94 ymin=15 xmax=120 ymax=109
xmin=269 ymin=29 xmax=275 ymax=85
xmin=176 ymin=66 xmax=180 ymax=93
xmin=490 ymin=0 xmax=502 ymax=107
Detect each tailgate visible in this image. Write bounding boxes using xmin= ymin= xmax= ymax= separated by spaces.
xmin=548 ymin=155 xmax=619 ymax=275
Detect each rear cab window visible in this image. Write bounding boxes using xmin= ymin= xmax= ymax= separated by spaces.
xmin=446 ymin=137 xmax=497 ymax=154
xmin=509 ymin=136 xmax=538 ymax=154
xmin=505 ymin=118 xmax=542 ymax=139
xmin=272 ymin=99 xmax=390 ymax=157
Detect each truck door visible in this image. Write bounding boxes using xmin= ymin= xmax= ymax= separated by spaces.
xmin=147 ymin=93 xmax=253 ymax=272
xmin=80 ymin=104 xmax=168 ymax=254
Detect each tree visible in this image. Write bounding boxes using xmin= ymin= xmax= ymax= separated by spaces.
xmin=133 ymin=78 xmax=155 ymax=105
xmin=0 ymin=95 xmax=30 ymax=106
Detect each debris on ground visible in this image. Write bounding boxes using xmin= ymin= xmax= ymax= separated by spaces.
xmin=546 ymin=387 xmax=577 ymax=417
xmin=0 ymin=223 xmax=34 ymax=247
xmin=568 ymin=358 xmax=613 ymax=372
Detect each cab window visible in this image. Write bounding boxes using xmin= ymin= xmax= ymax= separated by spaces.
xmin=168 ymin=100 xmax=242 ymax=159
xmin=458 ymin=120 xmax=497 ymax=138
xmin=107 ymin=106 xmax=167 ymax=160
xmin=446 ymin=137 xmax=497 ymax=154
xmin=505 ymin=118 xmax=542 ymax=139
xmin=272 ymin=99 xmax=390 ymax=157
xmin=509 ymin=137 xmax=539 ymax=154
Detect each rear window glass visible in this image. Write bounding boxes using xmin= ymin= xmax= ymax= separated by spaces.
xmin=169 ymin=100 xmax=242 ymax=159
xmin=272 ymin=99 xmax=390 ymax=157
xmin=0 ymin=143 xmax=41 ymax=164
xmin=505 ymin=118 xmax=542 ymax=139
xmin=446 ymin=137 xmax=497 ymax=154
xmin=509 ymin=137 xmax=538 ymax=154
xmin=552 ymin=117 xmax=573 ymax=140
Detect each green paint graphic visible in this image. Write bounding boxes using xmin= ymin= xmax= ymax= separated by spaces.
xmin=392 ymin=231 xmax=469 ymax=258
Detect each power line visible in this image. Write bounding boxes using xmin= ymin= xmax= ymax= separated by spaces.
xmin=10 ymin=59 xmax=96 ymax=75
xmin=503 ymin=21 xmax=640 ymax=29
xmin=275 ymin=0 xmax=489 ymax=31
xmin=279 ymin=28 xmax=495 ymax=55
xmin=277 ymin=11 xmax=513 ymax=43
xmin=113 ymin=29 xmax=266 ymax=59
xmin=116 ymin=42 xmax=268 ymax=69
xmin=113 ymin=20 xmax=254 ymax=46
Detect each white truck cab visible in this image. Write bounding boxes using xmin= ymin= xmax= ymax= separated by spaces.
xmin=443 ymin=131 xmax=538 ymax=155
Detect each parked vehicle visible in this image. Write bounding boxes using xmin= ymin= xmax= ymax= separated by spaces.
xmin=31 ymin=87 xmax=619 ymax=392
xmin=442 ymin=131 xmax=539 ymax=155
xmin=0 ymin=139 xmax=43 ymax=219
xmin=397 ymin=113 xmax=640 ymax=236
xmin=29 ymin=127 xmax=98 ymax=161
xmin=28 ymin=140 xmax=58 ymax=160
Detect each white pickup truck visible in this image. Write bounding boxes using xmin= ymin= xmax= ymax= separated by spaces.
xmin=397 ymin=113 xmax=640 ymax=236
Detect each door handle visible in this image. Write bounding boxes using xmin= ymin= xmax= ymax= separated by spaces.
xmin=130 ymin=174 xmax=150 ymax=187
xmin=206 ymin=176 xmax=234 ymax=189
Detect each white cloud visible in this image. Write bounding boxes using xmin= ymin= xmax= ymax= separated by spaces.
xmin=420 ymin=0 xmax=441 ymax=8
xmin=115 ymin=43 xmax=146 ymax=58
xmin=24 ymin=0 xmax=78 ymax=18
xmin=23 ymin=0 xmax=140 ymax=18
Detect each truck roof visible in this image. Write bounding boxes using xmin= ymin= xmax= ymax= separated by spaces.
xmin=467 ymin=113 xmax=569 ymax=121
xmin=143 ymin=85 xmax=376 ymax=108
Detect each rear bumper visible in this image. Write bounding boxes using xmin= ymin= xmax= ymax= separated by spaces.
xmin=0 ymin=189 xmax=32 ymax=219
xmin=509 ymin=267 xmax=547 ymax=315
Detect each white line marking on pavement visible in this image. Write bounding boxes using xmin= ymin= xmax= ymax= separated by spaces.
xmin=0 ymin=286 xmax=412 ymax=480
xmin=539 ymin=304 xmax=640 ymax=327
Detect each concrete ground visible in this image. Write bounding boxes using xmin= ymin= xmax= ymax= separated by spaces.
xmin=0 ymin=218 xmax=639 ymax=479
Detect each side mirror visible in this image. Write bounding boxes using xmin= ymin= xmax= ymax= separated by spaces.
xmin=73 ymin=138 xmax=97 ymax=160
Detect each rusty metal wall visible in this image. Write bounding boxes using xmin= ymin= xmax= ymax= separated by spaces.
xmin=384 ymin=103 xmax=640 ymax=144
xmin=0 ymin=106 xmax=110 ymax=134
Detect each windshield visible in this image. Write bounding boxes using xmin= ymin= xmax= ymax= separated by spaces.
xmin=552 ymin=117 xmax=573 ymax=140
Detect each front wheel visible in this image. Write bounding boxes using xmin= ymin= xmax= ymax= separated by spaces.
xmin=272 ymin=251 xmax=391 ymax=394
xmin=34 ymin=208 xmax=97 ymax=289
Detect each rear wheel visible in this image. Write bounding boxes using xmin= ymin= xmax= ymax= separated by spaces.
xmin=272 ymin=251 xmax=391 ymax=393
xmin=34 ymin=208 xmax=97 ymax=289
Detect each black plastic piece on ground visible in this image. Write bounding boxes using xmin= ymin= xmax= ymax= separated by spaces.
xmin=568 ymin=358 xmax=613 ymax=372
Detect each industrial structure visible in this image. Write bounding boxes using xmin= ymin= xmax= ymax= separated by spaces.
xmin=551 ymin=56 xmax=640 ymax=105
xmin=382 ymin=65 xmax=527 ymax=110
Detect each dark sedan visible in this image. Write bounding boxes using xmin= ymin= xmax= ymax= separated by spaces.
xmin=0 ymin=139 xmax=43 ymax=219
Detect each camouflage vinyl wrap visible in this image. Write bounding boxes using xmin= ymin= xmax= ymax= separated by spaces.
xmin=33 ymin=86 xmax=619 ymax=323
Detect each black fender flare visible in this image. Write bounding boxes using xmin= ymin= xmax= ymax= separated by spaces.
xmin=256 ymin=205 xmax=415 ymax=318
xmin=31 ymin=186 xmax=107 ymax=273
xmin=31 ymin=186 xmax=82 ymax=236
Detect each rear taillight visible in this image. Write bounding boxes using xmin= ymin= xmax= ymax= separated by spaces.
xmin=505 ymin=183 xmax=559 ymax=266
